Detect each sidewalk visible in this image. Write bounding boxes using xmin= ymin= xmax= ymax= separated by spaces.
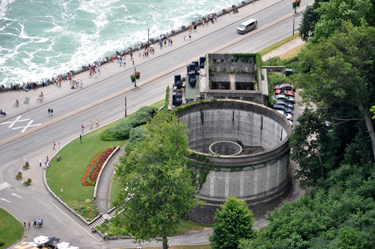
xmin=0 ymin=0 xmax=284 ymax=122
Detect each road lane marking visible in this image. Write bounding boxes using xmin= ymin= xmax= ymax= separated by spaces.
xmin=12 ymin=120 xmax=41 ymax=133
xmin=0 ymin=182 xmax=9 ymax=191
xmin=0 ymin=198 xmax=11 ymax=203
xmin=11 ymin=193 xmax=22 ymax=198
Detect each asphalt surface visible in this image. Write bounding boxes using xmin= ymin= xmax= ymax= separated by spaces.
xmin=0 ymin=0 xmax=312 ymax=248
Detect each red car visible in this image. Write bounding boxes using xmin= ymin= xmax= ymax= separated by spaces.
xmin=275 ymin=89 xmax=295 ymax=96
xmin=274 ymin=83 xmax=294 ymax=91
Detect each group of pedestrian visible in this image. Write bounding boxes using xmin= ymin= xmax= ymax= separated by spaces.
xmin=48 ymin=108 xmax=54 ymax=116
xmin=40 ymin=156 xmax=49 ymax=170
xmin=24 ymin=219 xmax=43 ymax=229
xmin=71 ymin=78 xmax=83 ymax=89
xmin=81 ymin=119 xmax=99 ymax=134
xmin=88 ymin=61 xmax=101 ymax=79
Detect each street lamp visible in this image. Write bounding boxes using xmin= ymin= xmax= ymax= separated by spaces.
xmin=148 ymin=29 xmax=150 ymax=46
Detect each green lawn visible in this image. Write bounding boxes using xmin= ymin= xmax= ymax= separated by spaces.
xmin=46 ymin=99 xmax=165 ymax=211
xmin=258 ymin=32 xmax=300 ymax=56
xmin=110 ymin=177 xmax=122 ymax=209
xmin=176 ymin=220 xmax=212 ymax=234
xmin=0 ymin=208 xmax=23 ymax=249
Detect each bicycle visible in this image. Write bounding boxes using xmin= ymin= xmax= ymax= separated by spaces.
xmin=23 ymin=97 xmax=30 ymax=104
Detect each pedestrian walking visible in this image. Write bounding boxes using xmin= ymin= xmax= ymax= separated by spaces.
xmin=170 ymin=39 xmax=173 ymax=46
xmin=95 ymin=72 xmax=98 ymax=79
xmin=184 ymin=33 xmax=186 ymax=40
xmin=132 ymin=58 xmax=135 ymax=65
xmin=81 ymin=124 xmax=84 ymax=133
xmin=90 ymin=121 xmax=93 ymax=129
xmin=189 ymin=33 xmax=191 ymax=41
xmin=50 ymin=108 xmax=53 ymax=116
xmin=39 ymin=158 xmax=42 ymax=167
xmin=53 ymin=142 xmax=56 ymax=150
xmin=95 ymin=119 xmax=98 ymax=128
xmin=33 ymin=220 xmax=36 ymax=228
xmin=130 ymin=53 xmax=133 ymax=59
xmin=28 ymin=221 xmax=31 ymax=229
xmin=48 ymin=108 xmax=51 ymax=116
xmin=24 ymin=222 xmax=27 ymax=229
xmin=164 ymin=40 xmax=167 ymax=47
xmin=46 ymin=156 xmax=49 ymax=162
xmin=80 ymin=80 xmax=83 ymax=88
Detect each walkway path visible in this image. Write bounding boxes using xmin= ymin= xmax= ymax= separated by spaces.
xmin=96 ymin=146 xmax=125 ymax=214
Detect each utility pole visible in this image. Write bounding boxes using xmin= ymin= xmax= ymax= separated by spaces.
xmin=134 ymin=67 xmax=137 ymax=87
xmin=293 ymin=18 xmax=295 ymax=36
xmin=125 ymin=97 xmax=127 ymax=117
xmin=148 ymin=29 xmax=150 ymax=46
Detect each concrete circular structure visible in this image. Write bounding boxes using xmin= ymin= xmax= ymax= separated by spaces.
xmin=209 ymin=141 xmax=242 ymax=156
xmin=176 ymin=99 xmax=293 ymax=224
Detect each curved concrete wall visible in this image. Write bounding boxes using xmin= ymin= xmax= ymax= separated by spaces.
xmin=176 ymin=100 xmax=292 ymax=223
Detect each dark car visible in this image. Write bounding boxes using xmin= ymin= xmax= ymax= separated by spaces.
xmin=276 ymin=100 xmax=294 ymax=109
xmin=273 ymin=104 xmax=293 ymax=114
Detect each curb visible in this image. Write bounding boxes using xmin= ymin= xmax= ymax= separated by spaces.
xmin=94 ymin=146 xmax=120 ymax=200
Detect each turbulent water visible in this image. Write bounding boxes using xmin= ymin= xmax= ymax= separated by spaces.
xmin=0 ymin=0 xmax=239 ymax=87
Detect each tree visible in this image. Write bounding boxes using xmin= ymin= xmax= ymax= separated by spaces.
xmin=289 ymin=108 xmax=341 ymax=188
xmin=298 ymin=5 xmax=320 ymax=41
xmin=209 ymin=196 xmax=256 ymax=249
xmin=310 ymin=0 xmax=372 ymax=43
xmin=114 ymin=110 xmax=202 ymax=249
xmin=297 ymin=22 xmax=375 ymax=162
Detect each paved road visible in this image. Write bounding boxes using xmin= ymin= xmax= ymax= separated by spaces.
xmin=0 ymin=0 xmax=311 ymax=247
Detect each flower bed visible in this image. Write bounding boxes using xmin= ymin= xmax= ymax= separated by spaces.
xmin=16 ymin=171 xmax=22 ymax=180
xmin=81 ymin=147 xmax=116 ymax=186
xmin=23 ymin=178 xmax=32 ymax=186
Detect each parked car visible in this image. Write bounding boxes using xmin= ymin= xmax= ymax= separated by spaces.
xmin=276 ymin=110 xmax=293 ymax=120
xmin=274 ymin=94 xmax=295 ymax=104
xmin=273 ymin=104 xmax=293 ymax=114
xmin=274 ymin=83 xmax=294 ymax=91
xmin=276 ymin=100 xmax=294 ymax=109
xmin=275 ymin=89 xmax=295 ymax=97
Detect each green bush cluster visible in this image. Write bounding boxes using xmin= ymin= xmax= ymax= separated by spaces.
xmin=128 ymin=126 xmax=146 ymax=146
xmin=100 ymin=106 xmax=156 ymax=141
xmin=68 ymin=199 xmax=100 ymax=221
xmin=238 ymin=164 xmax=375 ymax=249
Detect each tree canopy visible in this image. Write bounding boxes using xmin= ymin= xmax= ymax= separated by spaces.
xmin=210 ymin=196 xmax=256 ymax=249
xmin=310 ymin=0 xmax=373 ymax=43
xmin=297 ymin=21 xmax=375 ymax=161
xmin=114 ymin=110 xmax=202 ymax=249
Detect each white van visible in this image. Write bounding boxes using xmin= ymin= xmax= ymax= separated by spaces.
xmin=237 ymin=19 xmax=257 ymax=34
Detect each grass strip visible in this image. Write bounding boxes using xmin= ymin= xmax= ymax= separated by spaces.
xmin=0 ymin=208 xmax=23 ymax=249
xmin=258 ymin=32 xmax=300 ymax=56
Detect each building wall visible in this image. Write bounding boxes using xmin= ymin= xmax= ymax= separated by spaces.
xmin=176 ymin=100 xmax=292 ymax=223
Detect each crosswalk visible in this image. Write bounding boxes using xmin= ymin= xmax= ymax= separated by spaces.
xmin=0 ymin=182 xmax=9 ymax=191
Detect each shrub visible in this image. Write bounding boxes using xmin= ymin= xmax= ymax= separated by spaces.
xmin=100 ymin=106 xmax=156 ymax=141
xmin=129 ymin=126 xmax=146 ymax=146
